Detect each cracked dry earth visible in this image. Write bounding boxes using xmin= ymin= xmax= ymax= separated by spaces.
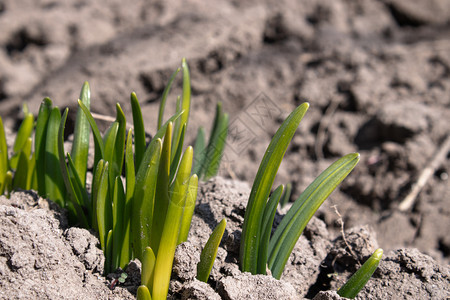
xmin=0 ymin=178 xmax=449 ymax=299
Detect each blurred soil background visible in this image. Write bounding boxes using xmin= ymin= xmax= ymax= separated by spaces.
xmin=0 ymin=0 xmax=449 ymax=268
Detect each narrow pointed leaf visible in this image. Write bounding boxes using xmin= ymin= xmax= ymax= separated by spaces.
xmin=111 ymin=103 xmax=126 ymax=181
xmin=10 ymin=112 xmax=34 ymax=170
xmin=0 ymin=117 xmax=8 ymax=194
xmin=112 ymin=176 xmax=125 ymax=270
xmin=257 ymin=185 xmax=283 ymax=275
xmin=27 ymin=153 xmax=37 ymax=190
xmin=45 ymin=107 xmax=65 ymax=207
xmin=151 ymin=122 xmax=172 ymax=255
xmin=280 ymin=183 xmax=292 ymax=208
xmin=240 ymin=103 xmax=309 ymax=274
xmin=197 ymin=218 xmax=227 ymax=282
xmin=169 ymin=124 xmax=185 ymax=184
xmin=4 ymin=171 xmax=12 ymax=198
xmin=171 ymin=59 xmax=191 ymax=161
xmin=152 ymin=146 xmax=193 ymax=300
xmin=103 ymin=121 xmax=119 ymax=192
xmin=71 ymin=82 xmax=91 ymax=187
xmin=203 ymin=111 xmax=228 ymax=181
xmin=97 ymin=161 xmax=110 ymax=252
xmin=120 ymin=129 xmax=135 ymax=268
xmin=192 ymin=126 xmax=206 ymax=176
xmin=78 ymin=99 xmax=105 ymax=167
xmin=58 ymin=108 xmax=89 ymax=227
xmin=141 ymin=246 xmax=156 ymax=289
xmin=131 ymin=92 xmax=146 ymax=169
xmin=35 ymin=98 xmax=53 ymax=196
xmin=178 ymin=174 xmax=198 ymax=243
xmin=268 ymin=153 xmax=360 ymax=279
xmin=12 ymin=141 xmax=31 ymax=190
xmin=338 ymin=248 xmax=383 ymax=299
xmin=91 ymin=159 xmax=105 ymax=232
xmin=157 ymin=67 xmax=180 ymax=130
xmin=137 ymin=285 xmax=152 ymax=300
xmin=132 ymin=139 xmax=162 ymax=260
xmin=105 ymin=229 xmax=113 ymax=274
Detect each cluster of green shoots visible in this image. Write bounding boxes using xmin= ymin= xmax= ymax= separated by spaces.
xmin=0 ymin=58 xmax=381 ymax=299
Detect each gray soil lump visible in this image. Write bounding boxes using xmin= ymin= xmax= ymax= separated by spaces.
xmin=0 ymin=178 xmax=449 ymax=299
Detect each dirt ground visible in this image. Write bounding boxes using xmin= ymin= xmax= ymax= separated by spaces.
xmin=0 ymin=0 xmax=449 ymax=299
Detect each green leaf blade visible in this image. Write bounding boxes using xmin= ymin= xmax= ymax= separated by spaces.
xmin=240 ymin=103 xmax=309 ymax=274
xmin=71 ymin=82 xmax=91 ymax=187
xmin=132 ymin=139 xmax=162 ymax=260
xmin=45 ymin=107 xmax=65 ymax=207
xmin=338 ymin=248 xmax=383 ymax=299
xmin=157 ymin=67 xmax=181 ymax=130
xmin=131 ymin=92 xmax=146 ymax=169
xmin=35 ymin=98 xmax=53 ymax=196
xmin=0 ymin=117 xmax=9 ymax=194
xmin=197 ymin=218 xmax=227 ymax=282
xmin=257 ymin=185 xmax=283 ymax=275
xmin=268 ymin=153 xmax=360 ymax=279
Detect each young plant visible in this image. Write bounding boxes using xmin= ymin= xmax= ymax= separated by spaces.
xmin=193 ymin=102 xmax=229 ymax=181
xmin=337 ymin=248 xmax=383 ymax=299
xmin=240 ymin=103 xmax=360 ymax=279
xmin=0 ymin=105 xmax=36 ymax=197
xmin=197 ymin=218 xmax=227 ymax=282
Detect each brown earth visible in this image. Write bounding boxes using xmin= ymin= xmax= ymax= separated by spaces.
xmin=0 ymin=0 xmax=449 ymax=299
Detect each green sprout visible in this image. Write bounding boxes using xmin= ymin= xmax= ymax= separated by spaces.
xmin=197 ymin=218 xmax=227 ymax=282
xmin=0 ymin=105 xmax=36 ymax=197
xmin=240 ymin=103 xmax=360 ymax=279
xmin=338 ymin=248 xmax=383 ymax=299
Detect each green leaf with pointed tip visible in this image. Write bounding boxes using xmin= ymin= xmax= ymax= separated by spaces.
xmin=105 ymin=229 xmax=113 ymax=274
xmin=131 ymin=92 xmax=146 ymax=170
xmin=78 ymin=99 xmax=105 ymax=167
xmin=171 ymin=59 xmax=191 ymax=162
xmin=71 ymin=82 xmax=91 ymax=187
xmin=280 ymin=183 xmax=292 ymax=208
xmin=103 ymin=121 xmax=119 ymax=192
xmin=268 ymin=153 xmax=360 ymax=279
xmin=12 ymin=138 xmax=32 ymax=190
xmin=120 ymin=129 xmax=134 ymax=268
xmin=141 ymin=247 xmax=156 ymax=290
xmin=197 ymin=218 xmax=227 ymax=283
xmin=178 ymin=174 xmax=198 ymax=243
xmin=45 ymin=107 xmax=65 ymax=207
xmin=240 ymin=103 xmax=309 ymax=274
xmin=169 ymin=124 xmax=185 ymax=184
xmin=67 ymin=154 xmax=90 ymax=219
xmin=35 ymin=98 xmax=53 ymax=196
xmin=58 ymin=108 xmax=89 ymax=228
xmin=112 ymin=103 xmax=126 ymax=182
xmin=112 ymin=176 xmax=125 ymax=271
xmin=192 ymin=127 xmax=206 ymax=176
xmin=132 ymin=139 xmax=161 ymax=260
xmin=203 ymin=111 xmax=228 ymax=181
xmin=0 ymin=117 xmax=8 ymax=194
xmin=152 ymin=146 xmax=193 ymax=300
xmin=157 ymin=67 xmax=181 ymax=130
xmin=91 ymin=160 xmax=105 ymax=232
xmin=27 ymin=152 xmax=37 ymax=191
xmin=137 ymin=285 xmax=152 ymax=300
xmin=4 ymin=171 xmax=12 ymax=198
xmin=151 ymin=122 xmax=172 ymax=256
xmin=338 ymin=248 xmax=383 ymax=299
xmin=10 ymin=112 xmax=34 ymax=170
xmin=3 ymin=171 xmax=13 ymax=198
xmin=257 ymin=185 xmax=283 ymax=275
xmin=97 ymin=161 xmax=110 ymax=253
